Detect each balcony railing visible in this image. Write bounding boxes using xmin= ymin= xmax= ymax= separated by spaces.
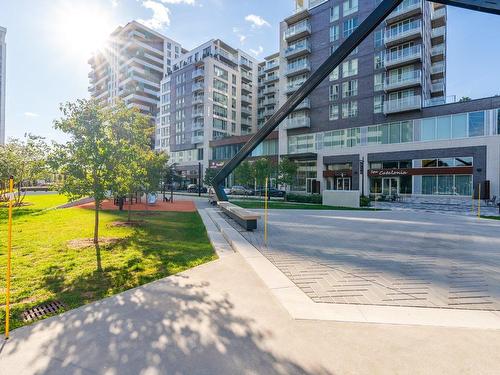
xmin=241 ymin=83 xmax=253 ymax=92
xmin=284 ymin=40 xmax=312 ymax=58
xmin=384 ymin=20 xmax=422 ymax=45
xmin=192 ymin=69 xmax=204 ymax=79
xmin=241 ymin=70 xmax=253 ymax=81
xmin=192 ymin=82 xmax=204 ymax=92
xmin=431 ymin=62 xmax=445 ymax=75
xmin=432 ymin=26 xmax=446 ymax=38
xmin=191 ymin=135 xmax=204 ymax=144
xmin=383 ymin=95 xmax=422 ymax=114
xmin=264 ymin=75 xmax=279 ymax=83
xmin=262 ymin=98 xmax=277 ymax=106
xmin=284 ymin=21 xmax=311 ymax=41
xmin=241 ymin=94 xmax=252 ymax=103
xmin=286 ymin=80 xmax=306 ymax=93
xmin=431 ymin=44 xmax=445 ymax=56
xmin=285 ymin=116 xmax=311 ymax=129
xmin=265 ymin=62 xmax=279 ymax=71
xmin=192 ymin=95 xmax=204 ymax=105
xmin=192 ymin=120 xmax=204 ymax=131
xmin=432 ymin=7 xmax=446 ymax=20
xmin=386 ymin=0 xmax=422 ymax=23
xmin=192 ymin=109 xmax=204 ymax=118
xmin=294 ymin=98 xmax=311 ymax=110
xmin=241 ymin=106 xmax=252 ymax=116
xmin=384 ymin=71 xmax=421 ymax=91
xmin=431 ymin=82 xmax=445 ymax=93
xmin=286 ymin=61 xmax=311 ymax=76
xmin=385 ymin=45 xmax=422 ymax=67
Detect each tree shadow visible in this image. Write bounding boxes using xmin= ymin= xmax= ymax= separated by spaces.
xmin=1 ymin=274 xmax=333 ymax=375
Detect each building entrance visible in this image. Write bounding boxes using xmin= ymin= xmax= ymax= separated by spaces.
xmin=382 ymin=177 xmax=399 ymax=196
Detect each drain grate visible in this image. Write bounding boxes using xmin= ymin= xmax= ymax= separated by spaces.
xmin=22 ymin=301 xmax=65 ymax=322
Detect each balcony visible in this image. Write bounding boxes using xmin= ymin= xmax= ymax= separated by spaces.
xmin=431 ymin=44 xmax=446 ymax=62
xmin=192 ymin=120 xmax=204 ymax=131
xmin=385 ymin=45 xmax=422 ymax=68
xmin=241 ymin=94 xmax=252 ymax=104
xmin=431 ymin=26 xmax=446 ymax=44
xmin=432 ymin=7 xmax=446 ymax=27
xmin=431 ymin=81 xmax=445 ymax=94
xmin=241 ymin=106 xmax=253 ymax=116
xmin=241 ymin=83 xmax=253 ymax=92
xmin=431 ymin=62 xmax=445 ymax=78
xmin=265 ymin=62 xmax=279 ymax=71
xmin=385 ymin=0 xmax=422 ymax=24
xmin=192 ymin=109 xmax=204 ymax=118
xmin=262 ymin=98 xmax=277 ymax=106
xmin=293 ymin=98 xmax=311 ymax=111
xmin=285 ymin=116 xmax=311 ymax=130
xmin=383 ymin=95 xmax=421 ymax=114
xmin=215 ymin=50 xmax=238 ymax=65
xmin=191 ymin=135 xmax=204 ymax=144
xmin=241 ymin=70 xmax=253 ymax=82
xmin=284 ymin=40 xmax=312 ymax=59
xmin=239 ymin=58 xmax=253 ymax=69
xmin=192 ymin=82 xmax=204 ymax=92
xmin=192 ymin=95 xmax=204 ymax=105
xmin=384 ymin=21 xmax=422 ymax=46
xmin=264 ymin=74 xmax=279 ymax=83
xmin=284 ymin=21 xmax=312 ymax=43
xmin=192 ymin=69 xmax=204 ymax=79
xmin=384 ymin=71 xmax=421 ymax=91
xmin=286 ymin=61 xmax=311 ymax=76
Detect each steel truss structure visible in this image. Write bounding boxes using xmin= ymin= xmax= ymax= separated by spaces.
xmin=212 ymin=0 xmax=500 ymax=201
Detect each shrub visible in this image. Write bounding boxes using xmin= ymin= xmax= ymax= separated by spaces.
xmin=286 ymin=193 xmax=322 ymax=204
xmin=360 ymin=195 xmax=371 ymax=207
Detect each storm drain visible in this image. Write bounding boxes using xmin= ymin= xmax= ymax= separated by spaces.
xmin=22 ymin=301 xmax=65 ymax=322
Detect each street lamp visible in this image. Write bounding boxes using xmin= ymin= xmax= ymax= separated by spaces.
xmin=359 ymin=157 xmax=365 ymax=197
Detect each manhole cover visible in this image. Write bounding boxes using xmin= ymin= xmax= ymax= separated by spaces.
xmin=22 ymin=301 xmax=65 ymax=322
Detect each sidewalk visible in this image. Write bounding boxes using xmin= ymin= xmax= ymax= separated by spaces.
xmin=1 ymin=252 xmax=499 ymax=374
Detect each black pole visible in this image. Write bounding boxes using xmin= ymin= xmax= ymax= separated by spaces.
xmin=170 ymin=165 xmax=174 ymax=203
xmin=198 ymin=162 xmax=202 ymax=197
xmin=360 ymin=157 xmax=365 ymax=197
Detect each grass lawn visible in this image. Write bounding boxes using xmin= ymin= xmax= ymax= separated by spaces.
xmin=481 ymin=216 xmax=500 ymax=220
xmin=230 ymin=200 xmax=376 ymax=210
xmin=0 ymin=194 xmax=215 ymax=333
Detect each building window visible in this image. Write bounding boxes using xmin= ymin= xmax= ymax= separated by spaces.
xmin=342 ymin=101 xmax=358 ymax=118
xmin=213 ymin=78 xmax=228 ymax=93
xmin=374 ymin=29 xmax=384 ymax=48
xmin=374 ymin=73 xmax=384 ymax=92
xmin=330 ymin=5 xmax=340 ymax=22
xmin=214 ymin=65 xmax=229 ymax=80
xmin=468 ymin=111 xmax=485 ymax=137
xmin=329 ymin=104 xmax=339 ymax=120
xmin=329 ymin=66 xmax=339 ymax=81
xmin=342 ymin=59 xmax=358 ymax=78
xmin=374 ymin=95 xmax=383 ymax=113
xmin=374 ymin=51 xmax=384 ymax=69
xmin=213 ymin=91 xmax=228 ymax=106
xmin=343 ymin=17 xmax=358 ymax=38
xmin=343 ymin=0 xmax=358 ymax=16
xmin=330 ymin=24 xmax=339 ymax=42
xmin=342 ymin=80 xmax=358 ymax=97
xmin=213 ymin=104 xmax=227 ymax=118
xmin=329 ymin=84 xmax=339 ymax=101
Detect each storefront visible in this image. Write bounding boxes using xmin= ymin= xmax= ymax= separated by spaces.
xmin=323 ymin=163 xmax=353 ymax=190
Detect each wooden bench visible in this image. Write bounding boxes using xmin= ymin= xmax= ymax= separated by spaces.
xmin=218 ymin=201 xmax=260 ymax=231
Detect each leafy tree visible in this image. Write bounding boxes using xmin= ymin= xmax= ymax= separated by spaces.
xmin=234 ymin=161 xmax=253 ymax=187
xmin=204 ymin=167 xmax=218 ymax=187
xmin=0 ymin=134 xmax=50 ymax=206
xmin=278 ymin=157 xmax=298 ymax=191
xmin=253 ymin=158 xmax=275 ymax=188
xmin=459 ymin=96 xmax=471 ymax=102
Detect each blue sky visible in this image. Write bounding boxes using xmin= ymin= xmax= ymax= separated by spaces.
xmin=0 ymin=0 xmax=498 ymax=142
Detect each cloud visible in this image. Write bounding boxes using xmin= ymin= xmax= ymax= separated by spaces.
xmin=249 ymin=46 xmax=264 ymax=57
xmin=232 ymin=27 xmax=247 ymax=44
xmin=24 ymin=112 xmax=40 ymax=118
xmin=110 ymin=0 xmax=119 ymax=7
xmin=159 ymin=0 xmax=195 ymax=3
xmin=138 ymin=1 xmax=171 ymax=30
xmin=244 ymin=14 xmax=270 ymax=28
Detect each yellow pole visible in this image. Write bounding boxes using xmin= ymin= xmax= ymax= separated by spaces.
xmin=5 ymin=176 xmax=14 ymax=339
xmin=264 ymin=177 xmax=268 ymax=245
xmin=477 ymin=183 xmax=481 ymax=219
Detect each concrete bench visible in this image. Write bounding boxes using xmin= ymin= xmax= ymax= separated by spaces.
xmin=218 ymin=202 xmax=260 ymax=231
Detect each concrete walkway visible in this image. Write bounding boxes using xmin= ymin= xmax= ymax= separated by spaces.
xmin=1 ymin=253 xmax=500 ymax=374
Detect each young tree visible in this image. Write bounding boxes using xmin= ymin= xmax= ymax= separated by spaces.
xmin=0 ymin=134 xmax=50 ymax=206
xmin=253 ymin=158 xmax=274 ymax=188
xmin=50 ymin=100 xmax=113 ymax=265
xmin=203 ymin=167 xmax=218 ymax=187
xmin=278 ymin=157 xmax=298 ymax=191
xmin=234 ymin=161 xmax=253 ymax=187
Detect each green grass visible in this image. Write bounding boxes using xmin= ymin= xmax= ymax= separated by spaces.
xmin=0 ymin=194 xmax=216 ymax=333
xmin=230 ymin=199 xmax=376 ymax=210
xmin=481 ymin=215 xmax=500 ymax=220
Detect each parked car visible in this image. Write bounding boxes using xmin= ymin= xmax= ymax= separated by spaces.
xmin=230 ymin=185 xmax=253 ymax=196
xmin=187 ymin=184 xmax=207 ymax=193
xmin=254 ymin=187 xmax=286 ymax=198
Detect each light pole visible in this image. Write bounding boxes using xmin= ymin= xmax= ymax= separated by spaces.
xmin=359 ymin=157 xmax=365 ymax=197
xmin=198 ymin=162 xmax=202 ymax=197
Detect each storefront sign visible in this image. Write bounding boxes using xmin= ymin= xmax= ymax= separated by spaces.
xmin=369 ymin=169 xmax=409 ymax=177
xmin=209 ymin=161 xmax=225 ymax=169
xmin=323 ymin=170 xmax=353 ymax=178
xmin=368 ymin=166 xmax=473 ymax=177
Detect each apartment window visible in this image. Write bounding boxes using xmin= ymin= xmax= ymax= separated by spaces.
xmin=214 ymin=65 xmax=229 ymax=80
xmin=374 ymin=29 xmax=384 ymax=48
xmin=329 ymin=104 xmax=339 ymax=120
xmin=213 ymin=104 xmax=227 ymax=118
xmin=374 ymin=95 xmax=383 ymax=113
xmin=232 ymin=86 xmax=237 ymax=96
xmin=213 ymin=91 xmax=228 ymax=106
xmin=342 ymin=59 xmax=358 ymax=78
xmin=175 ymin=98 xmax=184 ymax=107
xmin=342 ymin=101 xmax=358 ymax=118
xmin=330 ymin=5 xmax=340 ymax=22
xmin=232 ymin=74 xmax=237 ymax=85
xmin=175 ymin=110 xmax=185 ymax=121
xmin=330 ymin=25 xmax=340 ymax=42
xmin=329 ymin=67 xmax=339 ymax=81
xmin=213 ymin=118 xmax=228 ymax=131
xmin=330 ymin=44 xmax=338 ymax=54
xmin=342 ymin=80 xmax=358 ymax=97
xmin=213 ymin=78 xmax=228 ymax=93
xmin=176 ymin=86 xmax=185 ymax=96
xmin=343 ymin=17 xmax=358 ymax=38
xmin=374 ymin=51 xmax=384 ymax=69
xmin=343 ymin=0 xmax=358 ymax=16
xmin=469 ymin=111 xmax=485 ymax=137
xmin=374 ymin=73 xmax=384 ymax=91
xmin=329 ymin=84 xmax=340 ymax=101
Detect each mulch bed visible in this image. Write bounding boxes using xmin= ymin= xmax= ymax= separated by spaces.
xmin=109 ymin=220 xmax=145 ymax=227
xmin=67 ymin=237 xmax=121 ymax=249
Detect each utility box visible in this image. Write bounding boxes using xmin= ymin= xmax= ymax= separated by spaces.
xmin=323 ymin=190 xmax=360 ymax=208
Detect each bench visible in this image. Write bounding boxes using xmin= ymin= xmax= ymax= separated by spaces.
xmin=218 ymin=201 xmax=260 ymax=231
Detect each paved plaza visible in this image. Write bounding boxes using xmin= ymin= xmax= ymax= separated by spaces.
xmin=241 ymin=209 xmax=500 ymax=311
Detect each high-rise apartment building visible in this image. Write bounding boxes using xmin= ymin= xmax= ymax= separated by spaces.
xmin=88 ymin=21 xmax=184 ymax=118
xmin=276 ymin=0 xmax=500 ymax=202
xmin=257 ymin=53 xmax=281 ymax=129
xmin=155 ymin=39 xmax=259 ymax=184
xmin=0 ymin=26 xmax=6 ymax=145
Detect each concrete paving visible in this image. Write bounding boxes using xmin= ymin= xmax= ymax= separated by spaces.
xmin=2 ymin=254 xmax=500 ymax=375
xmin=241 ymin=209 xmax=500 ymax=311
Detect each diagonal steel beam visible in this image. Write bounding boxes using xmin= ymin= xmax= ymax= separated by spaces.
xmin=212 ymin=0 xmax=403 ymax=200
xmin=432 ymin=0 xmax=500 ymax=15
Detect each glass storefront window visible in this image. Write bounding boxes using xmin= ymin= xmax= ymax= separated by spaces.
xmin=422 ymin=159 xmax=437 ymax=167
xmin=389 ymin=123 xmax=401 ymax=144
xmin=438 ymin=175 xmax=454 ymax=194
xmin=421 ymin=118 xmax=436 ymax=141
xmin=422 ymin=175 xmax=437 ymax=194
xmin=455 ymin=157 xmax=473 ymax=167
xmin=436 ymin=116 xmax=451 ymax=140
xmin=455 ymin=175 xmax=472 ymax=196
xmin=452 ymin=114 xmax=467 ymax=138
xmin=468 ymin=111 xmax=485 ymax=137
xmin=367 ymin=125 xmax=380 ymax=144
xmin=401 ymin=121 xmax=413 ymax=143
xmin=438 ymin=158 xmax=455 ymax=167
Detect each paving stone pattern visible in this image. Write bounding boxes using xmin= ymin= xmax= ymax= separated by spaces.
xmin=225 ymin=210 xmax=500 ymax=311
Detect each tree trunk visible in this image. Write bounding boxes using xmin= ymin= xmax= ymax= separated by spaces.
xmin=128 ymin=193 xmax=132 ymax=222
xmin=94 ymin=200 xmax=102 ymax=272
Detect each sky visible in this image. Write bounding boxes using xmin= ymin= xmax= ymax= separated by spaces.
xmin=0 ymin=0 xmax=498 ymax=143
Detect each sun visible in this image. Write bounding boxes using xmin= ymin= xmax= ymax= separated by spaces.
xmin=50 ymin=1 xmax=114 ymax=59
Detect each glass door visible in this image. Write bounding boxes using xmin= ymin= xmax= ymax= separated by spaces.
xmin=336 ymin=177 xmax=351 ymax=191
xmin=382 ymin=177 xmax=399 ymax=196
